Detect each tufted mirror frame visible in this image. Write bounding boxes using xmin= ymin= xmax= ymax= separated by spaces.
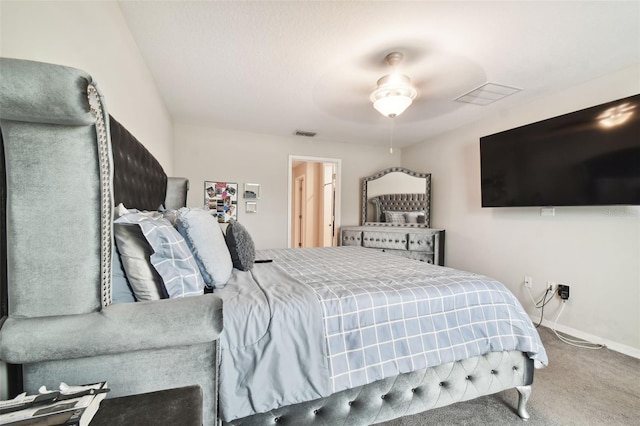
xmin=361 ymin=167 xmax=432 ymax=227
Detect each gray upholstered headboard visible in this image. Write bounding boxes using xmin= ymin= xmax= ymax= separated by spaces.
xmin=0 ymin=57 xmax=197 ymax=402
xmin=0 ymin=114 xmax=188 ymax=319
xmin=369 ymin=193 xmax=430 ymax=227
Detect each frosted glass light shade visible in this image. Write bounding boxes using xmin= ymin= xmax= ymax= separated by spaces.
xmin=373 ymin=95 xmax=413 ymax=118
xmin=370 ymin=72 xmax=417 ymax=118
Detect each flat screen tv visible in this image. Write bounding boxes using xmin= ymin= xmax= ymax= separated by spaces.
xmin=480 ymin=94 xmax=640 ymax=207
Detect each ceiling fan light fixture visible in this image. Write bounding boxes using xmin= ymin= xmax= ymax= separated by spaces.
xmin=372 ymin=90 xmax=414 ymax=118
xmin=370 ymin=53 xmax=417 ymax=118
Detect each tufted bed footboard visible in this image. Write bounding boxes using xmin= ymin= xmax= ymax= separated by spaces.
xmin=226 ymin=351 xmax=533 ymax=425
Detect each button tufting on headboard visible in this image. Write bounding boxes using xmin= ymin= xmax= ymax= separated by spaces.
xmin=110 ymin=115 xmax=167 ymax=211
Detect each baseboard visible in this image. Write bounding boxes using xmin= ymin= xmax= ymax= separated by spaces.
xmin=528 ymin=314 xmax=640 ymax=360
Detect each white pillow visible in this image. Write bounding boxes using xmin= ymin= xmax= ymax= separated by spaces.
xmin=177 ymin=208 xmax=233 ymax=289
xmin=404 ymin=211 xmax=426 ymax=224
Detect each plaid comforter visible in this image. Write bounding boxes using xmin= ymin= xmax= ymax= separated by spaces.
xmin=259 ymin=246 xmax=548 ymax=392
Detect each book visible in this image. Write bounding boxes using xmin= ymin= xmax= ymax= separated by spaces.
xmin=0 ymin=382 xmax=108 ymax=426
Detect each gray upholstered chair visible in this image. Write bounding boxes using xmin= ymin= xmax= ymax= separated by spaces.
xmin=0 ymin=58 xmax=222 ymax=425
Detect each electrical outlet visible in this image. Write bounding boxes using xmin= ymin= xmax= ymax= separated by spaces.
xmin=524 ymin=276 xmax=533 ymax=288
xmin=557 ymin=284 xmax=570 ymax=300
xmin=547 ymin=281 xmax=555 ymax=292
xmin=540 ymin=207 xmax=555 ymax=216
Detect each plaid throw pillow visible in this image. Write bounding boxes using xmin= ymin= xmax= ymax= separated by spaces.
xmin=384 ymin=211 xmax=406 ymax=224
xmin=115 ymin=213 xmax=205 ymax=299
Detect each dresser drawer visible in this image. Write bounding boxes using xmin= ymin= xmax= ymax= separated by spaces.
xmin=407 ymin=233 xmax=436 ymax=252
xmin=362 ymin=231 xmax=408 ymax=250
xmin=341 ymin=230 xmax=363 ymax=246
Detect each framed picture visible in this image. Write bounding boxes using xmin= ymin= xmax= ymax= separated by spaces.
xmin=244 ymin=183 xmax=260 ymax=199
xmin=204 ymin=181 xmax=238 ymax=223
xmin=246 ymin=201 xmax=258 ymax=213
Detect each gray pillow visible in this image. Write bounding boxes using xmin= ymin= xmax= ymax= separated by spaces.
xmin=225 ymin=221 xmax=255 ymax=271
xmin=112 ymin=203 xmax=164 ymax=302
xmin=177 ymin=208 xmax=233 ymax=289
xmin=115 ymin=213 xmax=206 ymax=299
xmin=113 ymin=222 xmax=167 ymax=301
xmin=111 ymin=244 xmax=136 ymax=303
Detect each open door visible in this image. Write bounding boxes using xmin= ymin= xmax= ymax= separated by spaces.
xmin=288 ymin=156 xmax=341 ymax=248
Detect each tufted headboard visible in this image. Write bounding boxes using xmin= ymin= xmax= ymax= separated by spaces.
xmin=369 ymin=193 xmax=431 ymax=227
xmin=110 ymin=115 xmax=167 ymax=211
xmin=110 ymin=115 xmax=188 ymax=211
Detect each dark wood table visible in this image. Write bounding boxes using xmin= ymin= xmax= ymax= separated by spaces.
xmin=90 ymin=385 xmax=202 ymax=425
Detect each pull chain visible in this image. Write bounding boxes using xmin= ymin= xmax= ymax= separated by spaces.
xmin=389 ymin=118 xmax=396 ymax=154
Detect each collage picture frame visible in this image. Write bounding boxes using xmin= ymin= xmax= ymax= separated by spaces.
xmin=204 ymin=181 xmax=238 ymax=223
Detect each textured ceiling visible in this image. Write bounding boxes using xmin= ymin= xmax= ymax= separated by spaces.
xmin=118 ymin=1 xmax=640 ymax=148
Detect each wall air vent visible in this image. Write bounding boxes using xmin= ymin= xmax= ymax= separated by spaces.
xmin=455 ymin=83 xmax=522 ymax=105
xmin=294 ymin=130 xmax=317 ymax=137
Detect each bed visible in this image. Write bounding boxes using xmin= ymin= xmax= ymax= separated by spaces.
xmin=216 ymin=246 xmax=546 ymax=424
xmin=0 ymin=58 xmax=547 ymax=426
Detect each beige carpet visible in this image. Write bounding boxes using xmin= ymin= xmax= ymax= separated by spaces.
xmin=379 ymin=326 xmax=640 ymax=425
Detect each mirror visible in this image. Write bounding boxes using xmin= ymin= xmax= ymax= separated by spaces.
xmin=361 ymin=167 xmax=431 ymax=227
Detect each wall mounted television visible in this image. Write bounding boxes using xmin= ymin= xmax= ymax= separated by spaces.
xmin=480 ymin=94 xmax=640 ymax=207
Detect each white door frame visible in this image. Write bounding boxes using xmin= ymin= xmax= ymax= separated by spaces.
xmin=287 ymin=155 xmax=342 ymax=248
xmin=293 ymin=175 xmax=305 ymax=248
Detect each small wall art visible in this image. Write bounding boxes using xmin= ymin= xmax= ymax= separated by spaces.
xmin=244 ymin=183 xmax=260 ymax=199
xmin=204 ymin=181 xmax=238 ymax=223
xmin=245 ymin=201 xmax=258 ymax=213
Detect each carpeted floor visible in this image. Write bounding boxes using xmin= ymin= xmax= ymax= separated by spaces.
xmin=379 ymin=326 xmax=640 ymax=425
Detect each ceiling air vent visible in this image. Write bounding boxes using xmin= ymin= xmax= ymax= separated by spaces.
xmin=294 ymin=129 xmax=317 ymax=137
xmin=455 ymin=83 xmax=522 ymax=105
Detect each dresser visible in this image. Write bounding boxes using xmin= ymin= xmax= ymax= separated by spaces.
xmin=340 ymin=226 xmax=445 ymax=266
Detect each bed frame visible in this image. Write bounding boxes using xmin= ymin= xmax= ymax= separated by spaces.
xmin=0 ymin=58 xmax=534 ymax=425
xmin=227 ymin=351 xmax=533 ymax=425
xmin=103 ymin=122 xmax=535 ymax=426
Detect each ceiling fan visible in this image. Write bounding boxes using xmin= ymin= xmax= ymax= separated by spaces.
xmin=369 ymin=52 xmax=418 ymax=118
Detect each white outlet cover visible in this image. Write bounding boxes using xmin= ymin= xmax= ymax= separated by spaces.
xmin=541 ymin=207 xmax=555 ymax=216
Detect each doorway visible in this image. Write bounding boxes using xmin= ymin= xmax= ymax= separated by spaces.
xmin=288 ymin=155 xmax=341 ymax=248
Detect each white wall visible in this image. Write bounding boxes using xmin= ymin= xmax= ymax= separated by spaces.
xmin=402 ymin=64 xmax=640 ymax=356
xmin=174 ymin=123 xmax=401 ymax=249
xmin=0 ymin=0 xmax=174 ymax=173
